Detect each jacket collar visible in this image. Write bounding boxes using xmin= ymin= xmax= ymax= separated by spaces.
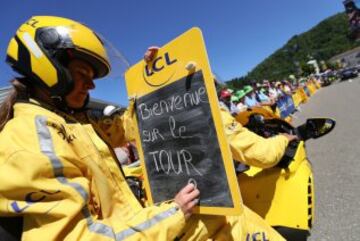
xmin=14 ymin=100 xmax=68 ymax=124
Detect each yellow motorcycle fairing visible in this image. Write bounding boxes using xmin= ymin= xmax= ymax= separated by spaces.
xmin=238 ymin=141 xmax=314 ymax=231
xmin=122 ymin=161 xmax=143 ymax=178
xmin=235 ymin=107 xmax=279 ymax=126
xmin=235 ymin=106 xmax=293 ymax=127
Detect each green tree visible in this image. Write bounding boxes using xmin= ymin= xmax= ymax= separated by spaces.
xmin=227 ymin=12 xmax=360 ymax=86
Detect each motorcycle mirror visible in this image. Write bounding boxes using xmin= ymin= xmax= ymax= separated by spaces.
xmin=297 ymin=118 xmax=336 ymax=141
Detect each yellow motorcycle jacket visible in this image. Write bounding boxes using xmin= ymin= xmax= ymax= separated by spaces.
xmin=0 ymin=102 xmax=185 ymax=241
xmin=220 ymin=107 xmax=289 ymax=168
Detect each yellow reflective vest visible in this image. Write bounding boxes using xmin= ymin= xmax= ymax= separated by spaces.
xmin=0 ymin=102 xmax=185 ymax=240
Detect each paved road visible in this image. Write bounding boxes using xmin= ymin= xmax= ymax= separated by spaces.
xmin=292 ymin=77 xmax=360 ymax=240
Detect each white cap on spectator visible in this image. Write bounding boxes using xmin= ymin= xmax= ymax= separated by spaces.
xmin=114 ymin=147 xmax=130 ymax=165
xmin=103 ymin=105 xmax=117 ymax=116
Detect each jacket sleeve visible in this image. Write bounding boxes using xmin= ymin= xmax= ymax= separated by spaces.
xmin=0 ymin=150 xmax=185 ymax=241
xmin=220 ymin=109 xmax=289 ymax=168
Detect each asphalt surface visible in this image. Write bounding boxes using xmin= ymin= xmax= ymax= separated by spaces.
xmin=292 ymin=77 xmax=360 ymax=240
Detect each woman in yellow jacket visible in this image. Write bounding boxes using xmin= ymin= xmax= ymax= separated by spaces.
xmin=0 ymin=16 xmax=285 ymax=240
xmin=0 ymin=16 xmax=198 ymax=241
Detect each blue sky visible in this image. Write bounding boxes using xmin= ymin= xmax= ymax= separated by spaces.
xmin=0 ymin=1 xmax=344 ymax=105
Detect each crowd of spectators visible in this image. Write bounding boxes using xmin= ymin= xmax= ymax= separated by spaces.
xmin=219 ymin=76 xmax=321 ymax=116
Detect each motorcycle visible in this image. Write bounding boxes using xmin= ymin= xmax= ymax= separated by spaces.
xmin=235 ymin=107 xmax=335 ymax=240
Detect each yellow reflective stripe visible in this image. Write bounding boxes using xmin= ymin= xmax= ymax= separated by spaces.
xmin=81 ymin=207 xmax=115 ymax=238
xmin=35 ymin=116 xmax=88 ymax=201
xmin=115 ymin=207 xmax=179 ymax=241
xmin=35 ymin=116 xmax=115 ymax=238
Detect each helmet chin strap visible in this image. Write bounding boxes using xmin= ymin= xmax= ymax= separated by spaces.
xmin=50 ymin=95 xmax=70 ymax=112
xmin=51 ymin=94 xmax=90 ymax=113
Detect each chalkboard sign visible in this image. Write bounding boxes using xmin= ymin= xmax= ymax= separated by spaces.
xmin=125 ymin=27 xmax=242 ymax=215
xmin=136 ymin=70 xmax=233 ymax=207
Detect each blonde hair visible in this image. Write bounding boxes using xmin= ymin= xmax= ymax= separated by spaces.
xmin=0 ymin=79 xmax=29 ymax=132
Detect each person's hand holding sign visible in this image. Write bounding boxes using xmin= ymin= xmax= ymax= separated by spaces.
xmin=174 ymin=183 xmax=200 ymax=220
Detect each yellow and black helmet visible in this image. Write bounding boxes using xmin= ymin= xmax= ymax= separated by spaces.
xmin=6 ymin=16 xmax=111 ymax=97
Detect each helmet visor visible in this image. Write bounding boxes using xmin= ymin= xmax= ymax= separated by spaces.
xmin=90 ymin=33 xmax=131 ymax=106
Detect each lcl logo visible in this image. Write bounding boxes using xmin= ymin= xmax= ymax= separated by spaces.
xmin=10 ymin=190 xmax=61 ymax=213
xmin=143 ymin=52 xmax=178 ymax=87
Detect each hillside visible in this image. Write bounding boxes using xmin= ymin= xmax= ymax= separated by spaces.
xmin=228 ymin=12 xmax=360 ymax=88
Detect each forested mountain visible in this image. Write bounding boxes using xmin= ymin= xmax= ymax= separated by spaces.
xmin=228 ymin=12 xmax=360 ymax=88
